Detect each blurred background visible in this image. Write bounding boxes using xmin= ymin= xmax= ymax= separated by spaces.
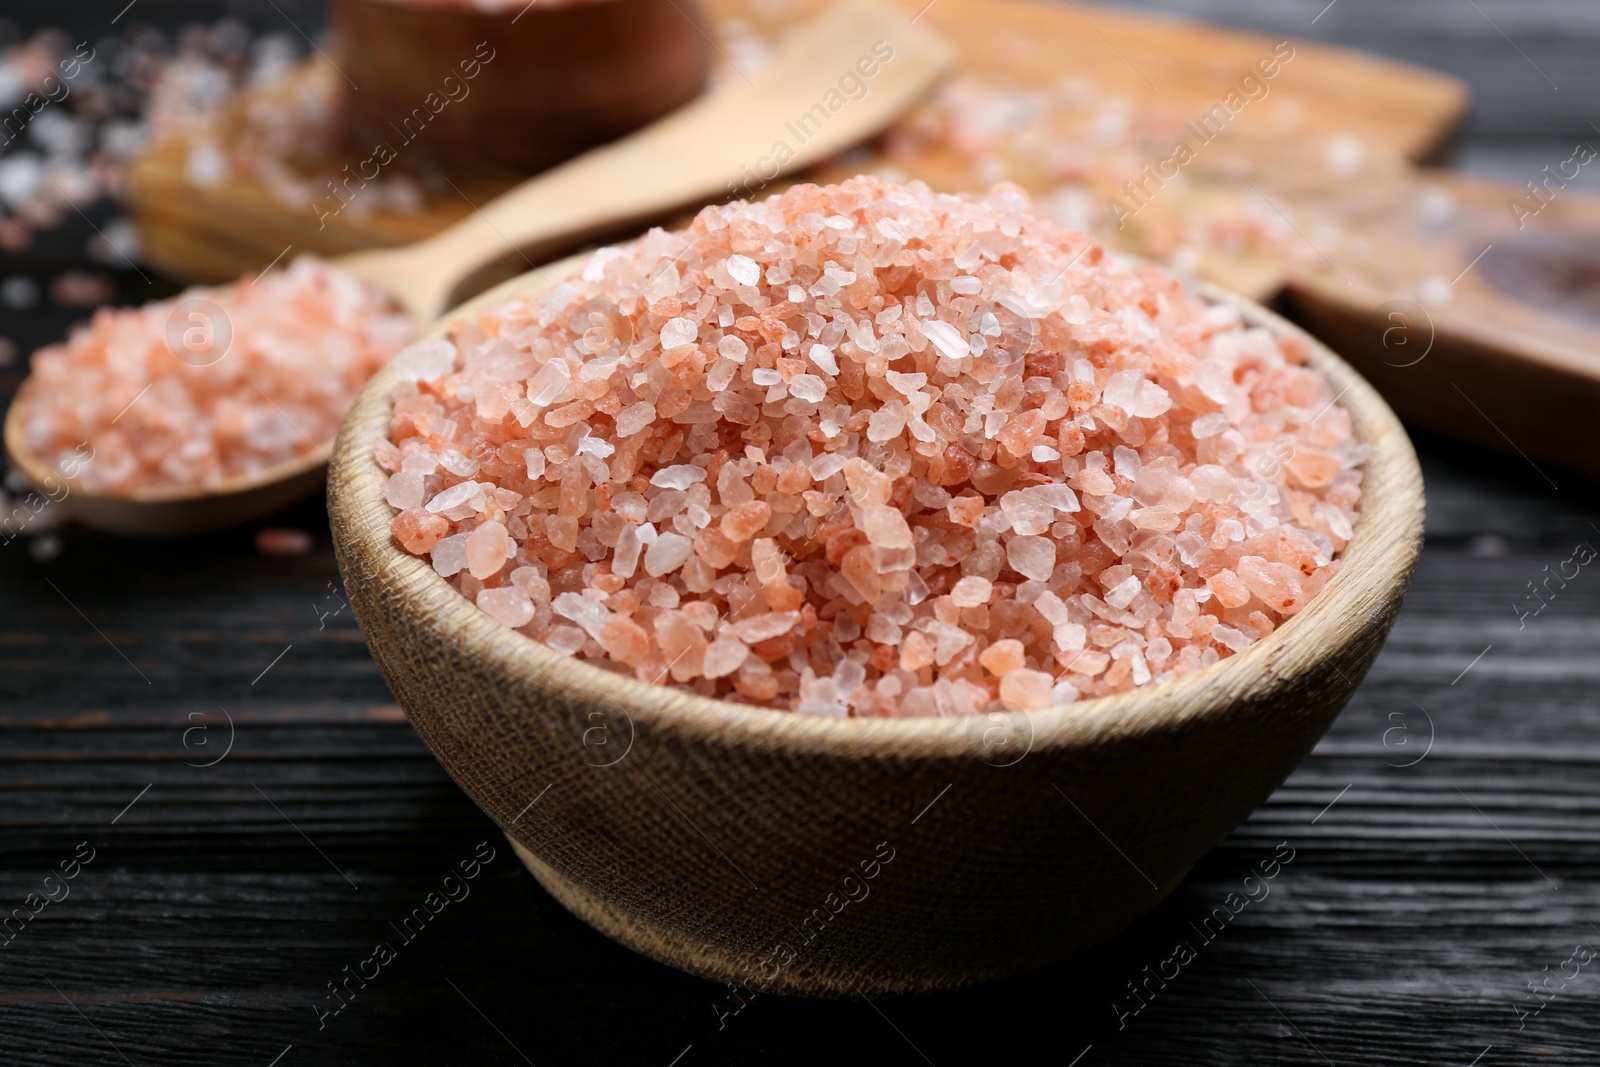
xmin=1 ymin=1 xmax=1596 ymax=1065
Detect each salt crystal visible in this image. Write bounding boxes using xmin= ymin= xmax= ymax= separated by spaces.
xmin=951 ymin=576 xmax=993 ymax=608
xmin=643 ymin=532 xmax=693 ymax=576
xmin=734 ymin=611 xmax=800 ymax=643
xmin=999 ymin=668 xmax=1054 ymax=709
xmin=432 ymin=533 xmax=470 ymax=577
xmin=1006 ymin=536 xmax=1056 ymax=581
xmin=651 ymin=465 xmax=708 ymax=490
xmin=545 ymin=626 xmax=589 ymax=655
xmin=922 ymin=319 xmax=969 ymax=360
xmin=790 ymin=374 xmax=827 ymax=403
xmin=386 ymin=471 xmax=425 ymax=509
xmin=660 ymin=316 xmax=698 ymax=349
xmin=703 ymin=636 xmax=750 ymax=678
xmin=552 ymin=591 xmax=610 ymax=639
xmin=527 ymin=359 xmax=570 ymax=406
xmin=808 ymin=343 xmax=839 ymax=376
xmin=395 ymin=339 xmax=456 ymax=382
xmin=726 ymin=254 xmax=760 ymax=286
xmin=1102 ymin=370 xmax=1144 ymax=416
xmin=426 ymin=481 xmax=480 ymax=514
xmin=1104 ymin=575 xmax=1141 ymax=610
xmin=477 ymin=586 xmax=534 ymax=628
xmin=861 ymin=505 xmax=912 ymax=549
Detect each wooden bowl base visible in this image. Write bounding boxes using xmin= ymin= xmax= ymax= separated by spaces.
xmin=509 ymin=835 xmax=1190 ymax=997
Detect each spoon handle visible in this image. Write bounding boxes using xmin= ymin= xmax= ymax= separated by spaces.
xmin=360 ymin=0 xmax=954 ymax=321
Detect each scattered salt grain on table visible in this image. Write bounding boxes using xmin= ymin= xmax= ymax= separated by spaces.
xmin=23 ymin=256 xmax=412 ymax=494
xmin=381 ymin=177 xmax=1364 ymax=717
xmin=255 ymin=527 xmax=315 ymax=556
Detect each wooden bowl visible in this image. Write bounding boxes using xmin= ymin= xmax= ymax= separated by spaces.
xmin=331 ymin=0 xmax=711 ymax=173
xmin=328 ymin=262 xmax=1425 ymax=996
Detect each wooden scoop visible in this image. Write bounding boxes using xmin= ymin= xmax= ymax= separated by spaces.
xmin=3 ymin=0 xmax=955 ymax=537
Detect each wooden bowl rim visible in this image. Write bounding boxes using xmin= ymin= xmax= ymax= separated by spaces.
xmin=330 ymin=255 xmax=1424 ymax=760
xmin=3 ymin=376 xmax=332 ymax=505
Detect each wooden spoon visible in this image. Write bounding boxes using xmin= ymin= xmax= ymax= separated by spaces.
xmin=3 ymin=0 xmax=955 ymax=537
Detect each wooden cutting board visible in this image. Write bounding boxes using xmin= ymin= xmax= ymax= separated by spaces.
xmin=1283 ymin=168 xmax=1600 ymax=481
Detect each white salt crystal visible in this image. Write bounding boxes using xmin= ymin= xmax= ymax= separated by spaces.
xmin=886 ymin=370 xmax=926 ymax=394
xmin=545 ymin=625 xmax=588 ymax=655
xmin=790 ymin=374 xmax=827 ymax=403
xmin=643 ymin=532 xmax=693 ymax=576
xmin=808 ymin=344 xmax=839 ymax=376
xmin=718 ymin=335 xmax=748 ymax=362
xmin=1054 ymin=621 xmax=1086 ymax=651
xmin=527 ymin=359 xmax=570 ymax=406
xmin=1006 ymin=535 xmax=1056 ymax=581
xmin=660 ymin=316 xmax=697 ymax=349
xmin=477 ymin=586 xmax=534 ymax=628
xmin=650 ymin=465 xmax=707 ymax=490
xmin=1213 ymin=624 xmax=1252 ymax=652
xmin=1105 ymin=575 xmax=1141 ymax=610
xmin=1134 ymin=381 xmax=1173 ymax=418
xmin=1194 ymin=361 xmax=1234 ymax=404
xmin=1102 ymin=370 xmax=1144 ymax=416
xmin=615 ymin=402 xmax=656 ymax=437
xmin=394 ymin=339 xmax=456 ymax=382
xmin=426 ymin=480 xmax=480 ymax=514
xmin=867 ymin=404 xmax=905 ymax=442
xmin=582 ymin=246 xmax=625 ymax=281
xmin=385 ymin=470 xmax=425 ymax=509
xmin=1032 ymin=483 xmax=1080 ymax=513
xmin=552 ymin=592 xmax=610 ymax=639
xmin=999 ymin=490 xmax=1052 ymax=537
xmin=432 ymin=533 xmax=470 ymax=577
xmin=726 ymin=254 xmax=760 ymax=286
xmin=613 ymin=524 xmax=642 ymax=578
xmin=922 ymin=319 xmax=969 ymax=360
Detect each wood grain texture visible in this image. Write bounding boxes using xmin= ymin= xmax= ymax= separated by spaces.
xmin=331 ymin=0 xmax=712 ymax=172
xmin=3 ymin=0 xmax=1599 ymax=1063
xmin=323 ymin=261 xmax=1424 ymax=995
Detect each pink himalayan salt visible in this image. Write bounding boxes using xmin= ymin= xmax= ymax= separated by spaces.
xmin=254 ymin=526 xmax=315 ymax=556
xmin=380 ymin=177 xmax=1363 ymax=716
xmin=24 ymin=256 xmax=412 ymax=494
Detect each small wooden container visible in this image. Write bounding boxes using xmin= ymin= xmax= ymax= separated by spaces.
xmin=329 ymin=264 xmax=1424 ymax=996
xmin=331 ymin=0 xmax=711 ymax=172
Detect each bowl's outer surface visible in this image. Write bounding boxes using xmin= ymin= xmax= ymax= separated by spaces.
xmin=329 ymin=260 xmax=1425 ymax=996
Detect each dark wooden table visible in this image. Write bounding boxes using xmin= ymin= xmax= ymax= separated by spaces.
xmin=3 ymin=2 xmax=1598 ymax=1064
